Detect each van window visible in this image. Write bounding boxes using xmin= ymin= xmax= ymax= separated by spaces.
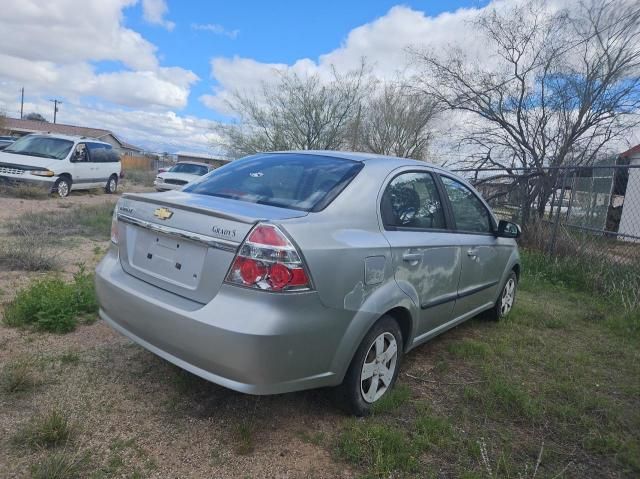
xmin=87 ymin=143 xmax=119 ymax=163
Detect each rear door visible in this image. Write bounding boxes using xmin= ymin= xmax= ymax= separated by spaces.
xmin=438 ymin=175 xmax=507 ymax=317
xmin=380 ymin=170 xmax=461 ymax=341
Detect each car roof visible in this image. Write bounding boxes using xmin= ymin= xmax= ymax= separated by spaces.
xmin=24 ymin=133 xmax=111 ymax=145
xmin=268 ymin=150 xmax=449 ymax=173
xmin=175 ymin=161 xmax=210 ymax=166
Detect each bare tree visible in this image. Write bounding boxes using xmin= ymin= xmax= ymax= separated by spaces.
xmin=215 ymin=64 xmax=371 ymax=158
xmin=413 ymin=0 xmax=640 ymax=219
xmin=355 ymin=82 xmax=438 ymax=159
xmin=23 ymin=112 xmax=48 ymax=122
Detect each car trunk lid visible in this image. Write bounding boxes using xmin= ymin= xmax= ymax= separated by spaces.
xmin=115 ymin=191 xmax=308 ymax=303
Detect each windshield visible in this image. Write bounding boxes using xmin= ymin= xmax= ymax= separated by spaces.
xmin=184 ymin=153 xmax=363 ymax=212
xmin=170 ymin=163 xmax=209 ymax=175
xmin=4 ymin=136 xmax=74 ymax=160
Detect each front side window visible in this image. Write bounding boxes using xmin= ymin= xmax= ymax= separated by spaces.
xmin=381 ymin=172 xmax=446 ymax=229
xmin=440 ymin=176 xmax=492 ymax=233
xmin=3 ymin=135 xmax=74 ymax=160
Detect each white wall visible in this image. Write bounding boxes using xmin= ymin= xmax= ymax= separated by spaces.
xmin=618 ymin=153 xmax=640 ymax=242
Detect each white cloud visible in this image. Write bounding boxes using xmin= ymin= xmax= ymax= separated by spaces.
xmin=142 ymin=0 xmax=175 ymax=31
xmin=0 ymin=0 xmax=197 ymax=110
xmin=0 ymin=78 xmax=221 ymax=154
xmin=199 ymin=5 xmax=488 ymax=113
xmin=191 ymin=23 xmax=239 ymax=39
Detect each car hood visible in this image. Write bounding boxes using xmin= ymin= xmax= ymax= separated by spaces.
xmin=0 ymin=151 xmax=57 ymax=170
xmin=158 ymin=172 xmax=203 ymax=182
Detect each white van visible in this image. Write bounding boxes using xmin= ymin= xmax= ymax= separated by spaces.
xmin=0 ymin=133 xmax=122 ymax=197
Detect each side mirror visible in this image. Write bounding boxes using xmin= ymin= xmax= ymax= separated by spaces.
xmin=497 ymin=220 xmax=521 ymax=239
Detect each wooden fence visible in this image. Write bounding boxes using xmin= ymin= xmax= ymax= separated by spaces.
xmin=121 ymin=155 xmax=153 ymax=170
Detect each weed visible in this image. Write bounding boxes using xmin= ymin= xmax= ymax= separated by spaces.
xmin=298 ymin=430 xmax=325 ymax=446
xmin=234 ymin=421 xmax=255 ymax=455
xmin=371 ymin=383 xmax=411 ymax=414
xmin=0 ymin=183 xmax=49 ymax=199
xmin=0 ymin=230 xmax=59 ymax=271
xmin=59 ymin=351 xmax=81 ymax=364
xmin=3 ymin=266 xmax=98 ymax=333
xmin=1 ymin=358 xmax=36 ymax=393
xmin=414 ymin=409 xmax=454 ymax=450
xmin=124 ymin=169 xmax=156 ymax=187
xmin=13 ymin=409 xmax=74 ymax=449
xmin=447 ymin=339 xmax=491 ymax=360
xmin=336 ymin=420 xmax=419 ymax=477
xmin=30 ymin=449 xmax=86 ymax=479
xmin=8 ymin=203 xmax=115 ymax=241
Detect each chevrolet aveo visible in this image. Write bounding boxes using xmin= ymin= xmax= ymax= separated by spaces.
xmin=96 ymin=151 xmax=520 ymax=415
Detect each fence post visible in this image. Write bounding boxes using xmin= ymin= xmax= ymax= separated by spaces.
xmin=548 ymin=169 xmax=569 ymax=256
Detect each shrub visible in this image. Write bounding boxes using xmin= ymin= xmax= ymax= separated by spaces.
xmin=3 ymin=267 xmax=98 ymax=333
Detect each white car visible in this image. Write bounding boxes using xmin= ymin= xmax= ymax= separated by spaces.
xmin=0 ymin=133 xmax=121 ymax=197
xmin=154 ymin=161 xmax=210 ymax=191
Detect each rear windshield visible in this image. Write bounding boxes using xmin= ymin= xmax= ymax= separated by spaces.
xmin=171 ymin=163 xmax=209 ymax=175
xmin=183 ymin=153 xmax=363 ymax=211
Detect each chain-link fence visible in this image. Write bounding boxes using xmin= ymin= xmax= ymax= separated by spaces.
xmin=454 ymin=163 xmax=640 ymax=309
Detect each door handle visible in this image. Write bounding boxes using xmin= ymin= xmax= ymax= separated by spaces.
xmin=402 ymin=252 xmax=422 ymax=262
xmin=467 ymin=248 xmax=478 ymax=258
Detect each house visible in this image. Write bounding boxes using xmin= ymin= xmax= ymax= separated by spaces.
xmin=2 ymin=117 xmax=144 ymax=156
xmin=175 ymin=151 xmax=231 ymax=169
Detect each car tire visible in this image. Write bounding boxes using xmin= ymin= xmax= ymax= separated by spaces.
xmin=53 ymin=176 xmax=71 ymax=198
xmin=337 ymin=315 xmax=404 ymax=416
xmin=105 ymin=175 xmax=118 ymax=194
xmin=485 ymin=271 xmax=518 ymax=321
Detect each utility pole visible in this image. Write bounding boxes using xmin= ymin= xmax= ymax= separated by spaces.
xmin=49 ymin=98 xmax=62 ymax=123
xmin=20 ymin=87 xmax=24 ymax=119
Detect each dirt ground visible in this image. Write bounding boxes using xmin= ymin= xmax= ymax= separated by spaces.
xmin=1 ymin=184 xmax=637 ymax=478
xmin=0 ymin=185 xmax=355 ymax=478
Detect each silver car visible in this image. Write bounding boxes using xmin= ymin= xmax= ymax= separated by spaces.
xmin=96 ymin=151 xmax=520 ymax=415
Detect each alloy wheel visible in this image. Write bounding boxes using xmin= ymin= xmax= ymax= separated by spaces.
xmin=500 ymin=277 xmax=516 ymax=316
xmin=360 ymin=332 xmax=398 ymax=403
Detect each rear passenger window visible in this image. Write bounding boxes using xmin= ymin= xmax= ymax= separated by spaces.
xmin=440 ymin=176 xmax=492 ymax=233
xmin=87 ymin=143 xmax=118 ymax=162
xmin=381 ymin=172 xmax=446 ymax=230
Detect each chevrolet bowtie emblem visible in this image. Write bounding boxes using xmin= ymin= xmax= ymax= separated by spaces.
xmin=154 ymin=207 xmax=174 ymax=220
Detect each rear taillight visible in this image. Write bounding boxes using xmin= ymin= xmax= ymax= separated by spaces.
xmin=226 ymin=224 xmax=312 ymax=292
xmin=110 ymin=207 xmax=118 ymax=244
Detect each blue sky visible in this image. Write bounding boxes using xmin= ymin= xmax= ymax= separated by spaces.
xmin=0 ymin=0 xmax=492 ymax=152
xmin=124 ymin=0 xmax=488 ymax=121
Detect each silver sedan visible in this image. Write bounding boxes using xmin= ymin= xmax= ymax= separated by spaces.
xmin=96 ymin=151 xmax=520 ymax=415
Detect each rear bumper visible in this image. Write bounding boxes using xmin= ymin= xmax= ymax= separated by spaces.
xmin=95 ymin=250 xmax=351 ymax=395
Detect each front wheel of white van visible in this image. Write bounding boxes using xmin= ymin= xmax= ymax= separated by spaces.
xmin=105 ymin=175 xmax=118 ymax=194
xmin=53 ymin=177 xmax=71 ymax=198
